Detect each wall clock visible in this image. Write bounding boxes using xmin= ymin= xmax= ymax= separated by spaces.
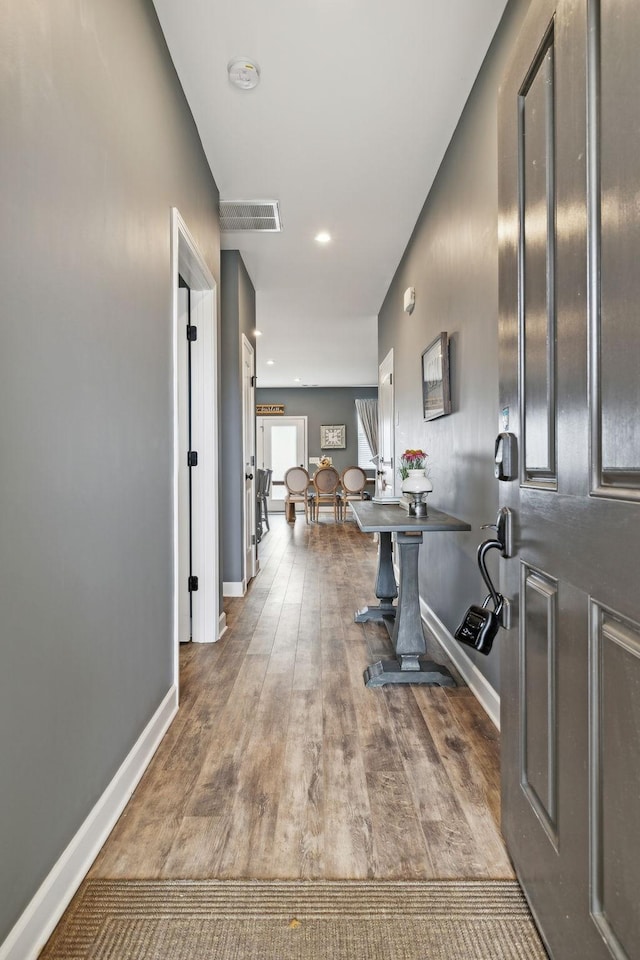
xmin=320 ymin=424 xmax=346 ymax=449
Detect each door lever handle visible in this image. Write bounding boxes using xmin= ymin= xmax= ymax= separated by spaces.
xmin=481 ymin=507 xmax=513 ymax=558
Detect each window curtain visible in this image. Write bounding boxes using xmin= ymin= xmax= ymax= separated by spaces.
xmin=355 ymin=398 xmax=379 ymax=464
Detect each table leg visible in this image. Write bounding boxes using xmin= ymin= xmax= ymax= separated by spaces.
xmin=363 ymin=532 xmax=455 ymax=687
xmin=354 ymin=531 xmax=398 ymax=623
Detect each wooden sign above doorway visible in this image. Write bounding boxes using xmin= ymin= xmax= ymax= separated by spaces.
xmin=256 ymin=403 xmax=285 ymax=416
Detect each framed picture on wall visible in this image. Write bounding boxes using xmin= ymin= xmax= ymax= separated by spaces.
xmin=422 ymin=332 xmax=452 ymax=420
xmin=320 ymin=424 xmax=346 ymax=449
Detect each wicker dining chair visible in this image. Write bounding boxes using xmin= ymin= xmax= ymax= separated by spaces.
xmin=340 ymin=466 xmax=368 ymax=520
xmin=284 ymin=466 xmax=311 ymax=523
xmin=312 ymin=466 xmax=341 ymax=522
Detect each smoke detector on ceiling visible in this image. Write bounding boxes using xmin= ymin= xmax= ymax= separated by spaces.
xmin=227 ymin=58 xmax=260 ymax=90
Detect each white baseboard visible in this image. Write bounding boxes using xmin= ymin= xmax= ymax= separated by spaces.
xmin=223 ymin=581 xmax=245 ymax=597
xmin=0 ymin=685 xmax=178 ymax=960
xmin=218 ymin=610 xmax=228 ymax=638
xmin=420 ymin=598 xmax=501 ymax=730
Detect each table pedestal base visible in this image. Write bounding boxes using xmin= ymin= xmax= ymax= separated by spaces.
xmin=364 ymin=659 xmax=456 ymax=687
xmin=354 ymin=602 xmax=396 ymax=623
xmin=350 ymin=501 xmax=471 ymax=689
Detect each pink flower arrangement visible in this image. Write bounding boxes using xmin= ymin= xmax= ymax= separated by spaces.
xmin=399 ymin=449 xmax=428 ymax=479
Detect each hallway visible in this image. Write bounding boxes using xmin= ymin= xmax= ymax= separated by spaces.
xmin=90 ymin=516 xmax=513 ymax=882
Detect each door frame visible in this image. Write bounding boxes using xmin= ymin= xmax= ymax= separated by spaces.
xmin=171 ymin=208 xmax=220 ymax=687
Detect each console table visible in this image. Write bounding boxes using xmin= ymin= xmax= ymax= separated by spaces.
xmin=350 ymin=500 xmax=471 ymax=687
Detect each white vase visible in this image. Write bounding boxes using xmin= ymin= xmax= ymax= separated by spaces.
xmin=401 ymin=469 xmax=433 ymax=496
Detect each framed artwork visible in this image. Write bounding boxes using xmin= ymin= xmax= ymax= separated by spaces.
xmin=320 ymin=424 xmax=346 ymax=449
xmin=422 ymin=332 xmax=452 ymax=420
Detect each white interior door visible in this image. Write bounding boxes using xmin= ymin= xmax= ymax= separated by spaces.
xmin=378 ymin=349 xmax=395 ymax=496
xmin=257 ymin=416 xmax=307 ymax=512
xmin=177 ymin=284 xmax=191 ymax=643
xmin=242 ymin=336 xmax=256 ymax=582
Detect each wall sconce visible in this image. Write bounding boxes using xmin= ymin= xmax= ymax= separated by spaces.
xmin=404 ymin=287 xmax=415 ymax=315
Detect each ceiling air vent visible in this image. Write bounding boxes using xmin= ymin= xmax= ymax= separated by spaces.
xmin=219 ymin=200 xmax=282 ymax=232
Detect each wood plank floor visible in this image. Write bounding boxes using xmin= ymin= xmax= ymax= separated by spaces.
xmin=90 ymin=514 xmax=514 ymax=881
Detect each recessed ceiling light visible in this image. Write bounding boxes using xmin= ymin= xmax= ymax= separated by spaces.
xmin=266 ymin=359 xmax=275 ymax=366
xmin=293 ymin=377 xmax=301 ymax=383
xmin=227 ymin=57 xmax=261 ymax=91
xmin=315 ymin=231 xmax=331 ymax=244
xmin=253 ymin=329 xmax=262 ymax=337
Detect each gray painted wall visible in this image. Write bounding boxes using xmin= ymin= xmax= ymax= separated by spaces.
xmin=378 ymin=0 xmax=531 ymax=695
xmin=0 ymin=0 xmax=219 ymax=944
xmin=255 ymin=387 xmax=378 ymax=477
xmin=221 ymin=251 xmax=257 ymax=584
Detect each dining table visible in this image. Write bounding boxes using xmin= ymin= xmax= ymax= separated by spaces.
xmin=350 ymin=499 xmax=471 ymax=687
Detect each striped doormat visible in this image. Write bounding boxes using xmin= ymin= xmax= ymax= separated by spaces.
xmin=40 ymin=879 xmax=547 ymax=959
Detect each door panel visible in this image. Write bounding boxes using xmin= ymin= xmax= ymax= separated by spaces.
xmin=242 ymin=336 xmax=256 ymax=582
xmin=520 ymin=38 xmax=557 ymax=486
xmin=591 ymin=604 xmax=640 ymax=957
xmin=594 ymin=0 xmax=640 ymax=494
xmin=499 ymin=0 xmax=640 ymax=957
xmin=520 ymin=565 xmax=558 ymax=846
xmin=177 ymin=283 xmax=191 ymax=643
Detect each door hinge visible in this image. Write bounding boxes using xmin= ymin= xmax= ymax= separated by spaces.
xmin=251 ymin=534 xmax=256 ymax=545
xmin=251 ymin=454 xmax=255 ymax=466
xmin=187 ymin=451 xmax=198 ymax=467
xmin=188 ymin=575 xmax=199 ymax=592
xmin=251 ymin=374 xmax=256 ymax=387
xmin=187 ymin=324 xmax=198 ymax=342
xmin=389 ymin=373 xmax=393 ymax=385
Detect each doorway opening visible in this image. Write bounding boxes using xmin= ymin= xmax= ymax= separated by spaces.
xmin=257 ymin=416 xmax=308 ymax=513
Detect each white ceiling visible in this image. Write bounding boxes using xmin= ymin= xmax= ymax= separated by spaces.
xmin=152 ymin=0 xmax=508 ymax=387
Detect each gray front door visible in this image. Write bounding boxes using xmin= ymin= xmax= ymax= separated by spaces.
xmin=499 ymin=1 xmax=640 ymax=957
